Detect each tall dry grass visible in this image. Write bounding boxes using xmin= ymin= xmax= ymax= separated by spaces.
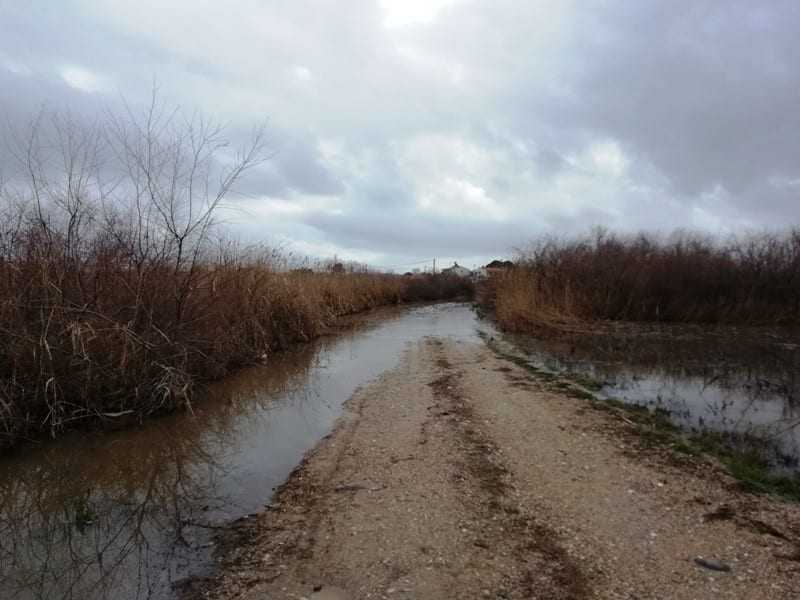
xmin=487 ymin=229 xmax=800 ymax=333
xmin=0 ymin=223 xmax=419 ymax=450
xmin=0 ymin=99 xmax=470 ymax=450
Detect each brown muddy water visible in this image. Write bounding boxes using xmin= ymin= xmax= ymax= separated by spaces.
xmin=0 ymin=303 xmax=485 ymax=600
xmin=491 ymin=321 xmax=800 ymax=472
xmin=2 ymin=304 xmax=800 ymax=600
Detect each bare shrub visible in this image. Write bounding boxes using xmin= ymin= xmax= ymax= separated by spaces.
xmin=485 ymin=229 xmax=800 ymax=333
xmin=0 ymin=96 xmax=430 ymax=449
xmin=401 ymin=273 xmax=475 ymax=302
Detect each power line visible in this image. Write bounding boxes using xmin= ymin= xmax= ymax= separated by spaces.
xmin=380 ymin=258 xmax=436 ymax=270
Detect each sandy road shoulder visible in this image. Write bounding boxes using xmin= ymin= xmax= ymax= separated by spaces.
xmin=190 ymin=336 xmax=800 ymax=600
xmin=453 ymin=339 xmax=800 ymax=599
xmin=194 ymin=337 xmax=586 ymax=600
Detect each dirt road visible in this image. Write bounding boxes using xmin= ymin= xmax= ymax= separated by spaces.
xmin=193 ymin=336 xmax=800 ymax=599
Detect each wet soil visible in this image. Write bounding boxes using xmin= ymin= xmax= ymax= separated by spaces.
xmin=191 ymin=336 xmax=800 ymax=600
xmin=0 ymin=304 xmax=482 ymax=600
xmin=5 ymin=304 xmax=800 ymax=600
xmin=495 ymin=321 xmax=800 ymax=472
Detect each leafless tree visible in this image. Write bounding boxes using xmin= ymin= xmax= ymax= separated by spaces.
xmin=0 ymin=89 xmax=268 ymax=438
xmin=105 ymin=88 xmax=268 ymax=322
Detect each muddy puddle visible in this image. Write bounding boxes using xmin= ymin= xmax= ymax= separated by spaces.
xmin=489 ymin=321 xmax=800 ymax=472
xmin=0 ymin=303 xmax=483 ymax=600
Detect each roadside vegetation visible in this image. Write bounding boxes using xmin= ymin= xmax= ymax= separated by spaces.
xmin=484 ymin=229 xmax=800 ymax=332
xmin=478 ymin=230 xmax=800 ymax=500
xmin=0 ymin=99 xmax=471 ymax=450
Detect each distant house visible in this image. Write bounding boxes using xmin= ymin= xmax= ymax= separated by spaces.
xmin=441 ymin=262 xmax=472 ymax=278
xmin=471 ymin=267 xmax=488 ymax=281
xmin=485 ymin=259 xmax=514 ymax=270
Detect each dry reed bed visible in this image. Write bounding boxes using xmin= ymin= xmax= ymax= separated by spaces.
xmin=0 ymin=251 xmax=427 ymax=449
xmin=0 ymin=98 xmax=472 ymax=449
xmin=485 ymin=230 xmax=800 ymax=333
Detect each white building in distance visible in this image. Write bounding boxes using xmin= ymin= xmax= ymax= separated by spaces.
xmin=441 ymin=262 xmax=471 ymax=278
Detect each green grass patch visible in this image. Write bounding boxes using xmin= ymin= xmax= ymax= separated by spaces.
xmin=571 ymin=374 xmax=605 ymax=392
xmin=688 ymin=432 xmax=800 ymax=501
xmin=562 ymin=387 xmax=597 ymax=401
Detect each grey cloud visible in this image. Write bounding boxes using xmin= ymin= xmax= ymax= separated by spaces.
xmin=303 ymin=205 xmax=526 ymax=258
xmin=273 ymin=136 xmax=343 ymax=196
xmin=2 ymin=1 xmax=799 ymax=266
xmin=541 ymin=2 xmax=800 ymax=195
xmin=232 ymin=131 xmax=344 ymax=199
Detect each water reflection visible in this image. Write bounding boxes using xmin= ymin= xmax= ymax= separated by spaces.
xmin=0 ymin=303 xmax=483 ymax=600
xmin=495 ymin=323 xmax=800 ymax=470
xmin=0 ymin=422 xmax=222 ymax=599
xmin=6 ymin=304 xmax=797 ymax=599
xmin=0 ymin=342 xmax=321 ymax=600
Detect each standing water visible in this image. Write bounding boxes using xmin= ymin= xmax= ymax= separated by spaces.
xmin=0 ymin=303 xmax=484 ymax=600
xmin=2 ymin=304 xmax=800 ymax=600
xmin=492 ymin=321 xmax=800 ymax=472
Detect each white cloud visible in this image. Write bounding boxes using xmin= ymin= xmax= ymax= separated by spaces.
xmin=59 ymin=65 xmax=106 ymax=93
xmin=289 ymin=65 xmax=313 ymax=86
xmin=418 ymin=177 xmax=508 ymax=221
xmin=587 ymin=140 xmax=629 ymax=178
xmin=394 ymin=44 xmax=466 ymax=84
xmin=1 ymin=55 xmax=31 ymax=76
xmin=2 ymin=1 xmax=798 ymax=267
xmin=226 ymin=194 xmax=345 ymax=222
xmin=380 ymin=0 xmax=461 ymax=28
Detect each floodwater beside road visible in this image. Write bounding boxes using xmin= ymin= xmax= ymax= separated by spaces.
xmin=493 ymin=322 xmax=800 ymax=472
xmin=2 ymin=302 xmax=800 ymax=600
xmin=0 ymin=303 xmax=484 ymax=600
xmin=201 ymin=324 xmax=800 ymax=600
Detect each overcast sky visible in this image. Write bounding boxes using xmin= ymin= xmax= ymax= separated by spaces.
xmin=1 ymin=1 xmax=799 ymax=269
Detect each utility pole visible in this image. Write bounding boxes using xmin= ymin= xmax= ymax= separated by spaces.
xmin=433 ymin=258 xmax=436 ymax=274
